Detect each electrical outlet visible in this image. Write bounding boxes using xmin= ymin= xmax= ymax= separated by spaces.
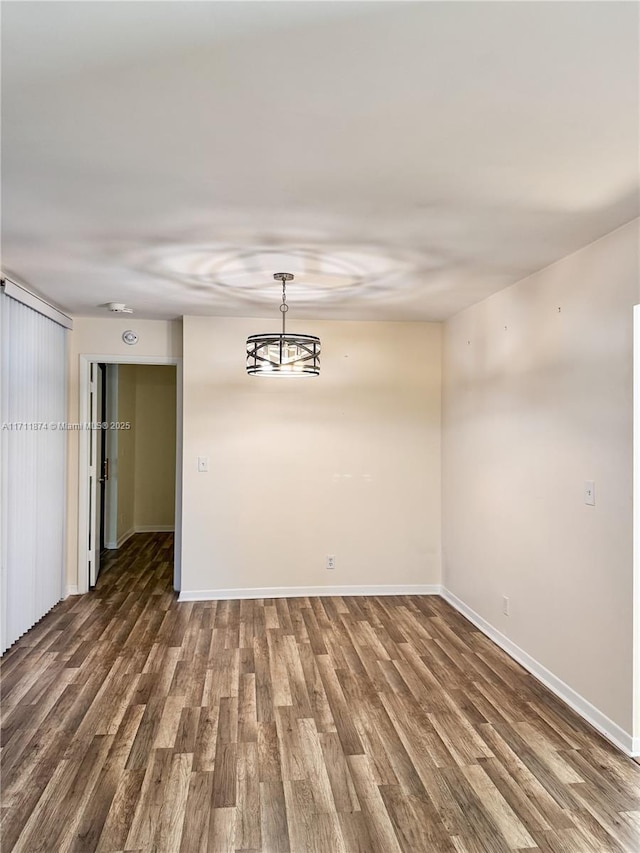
xmin=503 ymin=596 xmax=510 ymax=616
xmin=584 ymin=480 xmax=595 ymax=506
xmin=326 ymin=555 xmax=335 ymax=570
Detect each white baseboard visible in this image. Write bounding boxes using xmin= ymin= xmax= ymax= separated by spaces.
xmin=117 ymin=528 xmax=135 ymax=548
xmin=107 ymin=526 xmax=174 ymax=551
xmin=441 ymin=587 xmax=637 ymax=758
xmin=178 ymin=584 xmax=442 ymax=602
xmin=65 ymin=585 xmax=80 ymax=597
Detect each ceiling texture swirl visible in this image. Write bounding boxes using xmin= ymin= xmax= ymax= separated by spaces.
xmin=2 ymin=1 xmax=638 ymax=321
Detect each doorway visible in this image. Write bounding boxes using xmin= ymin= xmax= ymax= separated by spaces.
xmin=88 ymin=362 xmax=111 ymax=582
xmin=78 ymin=355 xmax=182 ymax=594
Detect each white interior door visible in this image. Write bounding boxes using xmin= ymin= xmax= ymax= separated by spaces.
xmin=88 ymin=363 xmax=103 ymax=586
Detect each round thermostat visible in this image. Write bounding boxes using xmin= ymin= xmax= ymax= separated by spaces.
xmin=122 ymin=330 xmax=138 ymax=346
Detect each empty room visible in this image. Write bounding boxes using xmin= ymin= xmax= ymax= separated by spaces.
xmin=1 ymin=2 xmax=639 ymax=852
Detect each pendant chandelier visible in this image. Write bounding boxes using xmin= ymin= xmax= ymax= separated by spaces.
xmin=246 ymin=273 xmax=321 ymax=377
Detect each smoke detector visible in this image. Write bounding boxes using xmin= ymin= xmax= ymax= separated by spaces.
xmin=106 ymin=302 xmax=133 ymax=314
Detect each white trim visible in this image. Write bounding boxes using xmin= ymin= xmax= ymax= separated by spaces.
xmin=65 ymin=585 xmax=79 ymax=598
xmin=0 ymin=293 xmax=6 ymax=653
xmin=80 ymin=354 xmax=180 ymax=365
xmin=117 ymin=527 xmax=135 ymax=549
xmin=179 ymin=584 xmax=442 ymax=602
xmin=78 ymin=356 xmax=90 ymax=592
xmin=441 ymin=587 xmax=638 ymax=758
xmin=88 ymin=362 xmax=100 ymax=586
xmin=633 ymin=304 xmax=640 ymax=750
xmin=61 ymin=331 xmax=69 ymax=612
xmin=174 ymin=360 xmax=183 ymax=592
xmin=1 ymin=277 xmax=73 ymax=329
xmin=104 ymin=526 xmax=174 ymax=549
xmin=77 ymin=355 xmax=182 ymax=595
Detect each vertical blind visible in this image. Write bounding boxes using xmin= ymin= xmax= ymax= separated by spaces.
xmin=1 ymin=287 xmax=68 ymax=653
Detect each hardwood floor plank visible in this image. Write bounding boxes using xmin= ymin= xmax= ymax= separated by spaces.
xmin=298 ymin=643 xmax=336 ymax=734
xmin=462 ymin=763 xmax=537 ymax=849
xmin=297 ymin=716 xmax=337 ymax=813
xmin=346 ymin=754 xmax=403 ymax=853
xmin=254 ymin=636 xmax=275 ymax=724
xmin=274 ymin=706 xmax=307 ymax=782
xmin=238 ymin=673 xmax=258 ymax=744
xmin=66 ymin=704 xmax=146 ymax=851
xmin=191 ymin=704 xmax=218 ymax=772
xmin=318 ymin=730 xmax=361 ymax=813
xmin=178 ymin=771 xmax=213 ymax=853
xmin=235 ymin=741 xmax=261 ymax=851
xmin=94 ymin=769 xmax=146 ymax=852
xmin=124 ymin=747 xmax=174 ymax=849
xmin=212 ymin=743 xmax=237 ymax=809
xmin=207 ymin=806 xmax=236 ymax=853
xmin=315 ymin=655 xmax=365 ymax=756
xmin=175 ymin=706 xmax=201 ymax=754
xmin=151 ymin=752 xmax=192 ymax=852
xmin=259 ymin=781 xmax=290 ymax=853
xmin=379 ymin=784 xmax=455 ymax=852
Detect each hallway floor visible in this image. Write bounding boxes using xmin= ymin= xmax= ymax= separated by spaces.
xmin=1 ymin=533 xmax=639 ymax=852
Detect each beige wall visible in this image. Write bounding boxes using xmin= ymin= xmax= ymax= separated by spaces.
xmin=116 ymin=365 xmax=137 ymax=541
xmin=442 ymin=220 xmax=639 ymax=735
xmin=133 ymin=365 xmax=177 ymax=529
xmin=181 ymin=317 xmax=442 ymax=594
xmin=66 ymin=318 xmax=182 ymax=589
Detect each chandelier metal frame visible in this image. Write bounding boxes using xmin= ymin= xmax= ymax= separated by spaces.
xmin=246 ymin=273 xmax=321 ymax=377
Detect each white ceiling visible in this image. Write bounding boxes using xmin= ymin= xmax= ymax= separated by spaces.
xmin=2 ymin=1 xmax=638 ymax=322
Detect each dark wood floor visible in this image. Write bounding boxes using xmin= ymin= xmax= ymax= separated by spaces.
xmin=1 ymin=534 xmax=639 ymax=852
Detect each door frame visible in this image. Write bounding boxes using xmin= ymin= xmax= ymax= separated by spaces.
xmin=87 ymin=361 xmax=105 ymax=587
xmin=634 ymin=304 xmax=640 ymax=754
xmin=77 ymin=354 xmax=182 ymax=595
xmin=98 ymin=363 xmax=107 ymax=553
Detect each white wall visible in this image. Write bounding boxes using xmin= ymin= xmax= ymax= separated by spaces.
xmin=66 ymin=318 xmax=182 ymax=590
xmin=443 ymin=219 xmax=639 ymax=738
xmin=181 ymin=317 xmax=442 ymax=595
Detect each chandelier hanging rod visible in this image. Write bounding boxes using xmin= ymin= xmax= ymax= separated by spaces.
xmin=275 ymin=272 xmax=293 ymax=336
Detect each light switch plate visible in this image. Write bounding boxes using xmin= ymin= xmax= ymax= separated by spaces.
xmin=198 ymin=456 xmax=209 ymax=473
